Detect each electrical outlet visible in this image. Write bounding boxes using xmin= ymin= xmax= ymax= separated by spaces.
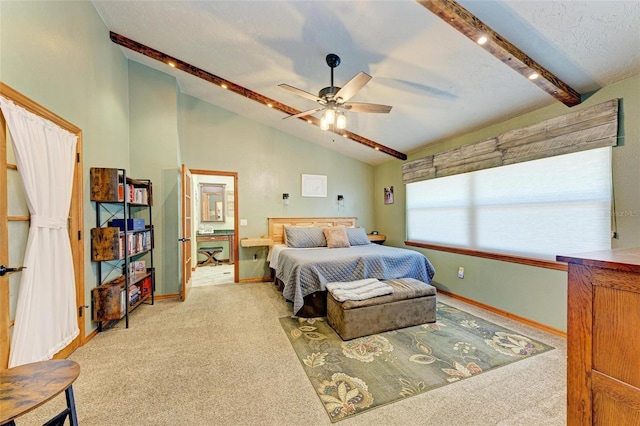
xmin=457 ymin=267 xmax=464 ymax=279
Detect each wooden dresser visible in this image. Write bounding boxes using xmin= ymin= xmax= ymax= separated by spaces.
xmin=557 ymin=248 xmax=640 ymax=425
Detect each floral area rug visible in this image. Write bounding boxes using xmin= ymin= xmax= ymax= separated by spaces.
xmin=279 ymin=302 xmax=554 ymax=422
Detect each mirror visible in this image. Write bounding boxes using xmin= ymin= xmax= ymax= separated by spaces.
xmin=200 ymin=183 xmax=226 ymax=222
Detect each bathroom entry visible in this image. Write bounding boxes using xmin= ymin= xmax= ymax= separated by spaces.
xmin=190 ymin=169 xmax=238 ymax=286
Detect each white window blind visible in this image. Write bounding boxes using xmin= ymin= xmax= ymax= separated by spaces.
xmin=406 ymin=147 xmax=612 ymax=260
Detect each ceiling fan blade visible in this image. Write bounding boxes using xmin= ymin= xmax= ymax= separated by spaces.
xmin=334 ymin=72 xmax=372 ymax=103
xmin=283 ymin=107 xmax=324 ymax=119
xmin=278 ymin=84 xmax=323 ymax=103
xmin=343 ymin=102 xmax=392 ymax=114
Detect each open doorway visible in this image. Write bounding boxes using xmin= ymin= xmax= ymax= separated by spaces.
xmin=190 ymin=169 xmax=238 ymax=287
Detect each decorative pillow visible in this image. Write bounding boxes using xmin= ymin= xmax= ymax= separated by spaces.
xmin=284 ymin=226 xmax=327 ymax=248
xmin=323 ymin=226 xmax=351 ymax=248
xmin=346 ymin=227 xmax=371 ymax=246
xmin=282 ymin=224 xmax=313 ymax=245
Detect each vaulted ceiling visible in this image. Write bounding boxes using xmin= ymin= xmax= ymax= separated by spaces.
xmin=92 ymin=0 xmax=640 ymax=165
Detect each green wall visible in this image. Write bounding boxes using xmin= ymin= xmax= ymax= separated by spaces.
xmin=179 ymin=93 xmax=376 ymax=280
xmin=374 ymin=75 xmax=640 ymax=332
xmin=0 ymin=0 xmax=131 ymax=335
xmin=128 ymin=62 xmax=181 ymax=296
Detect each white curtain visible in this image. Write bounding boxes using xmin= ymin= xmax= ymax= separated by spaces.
xmin=1 ymin=96 xmax=79 ymax=367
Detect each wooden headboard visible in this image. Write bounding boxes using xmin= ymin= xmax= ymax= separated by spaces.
xmin=268 ymin=217 xmax=357 ymax=245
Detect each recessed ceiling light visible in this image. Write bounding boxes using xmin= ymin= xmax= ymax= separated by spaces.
xmin=375 ymin=147 xmax=380 ymax=151
xmin=477 ymin=36 xmax=488 ymax=45
xmin=307 ymin=119 xmax=312 ymax=123
xmin=267 ymin=103 xmax=273 ymax=108
xmin=221 ymin=83 xmax=228 ymax=89
xmin=342 ymin=134 xmax=348 ymax=138
xmin=528 ymin=72 xmax=539 ymax=80
xmin=168 ymin=62 xmax=175 ymax=67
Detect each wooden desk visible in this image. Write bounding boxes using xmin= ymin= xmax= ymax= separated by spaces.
xmin=557 ymin=248 xmax=640 ymax=425
xmin=197 ymin=233 xmax=235 ymax=264
xmin=0 ymin=359 xmax=80 ymax=426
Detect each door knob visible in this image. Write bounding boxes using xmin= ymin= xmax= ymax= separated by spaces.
xmin=0 ymin=265 xmax=26 ymax=277
xmin=178 ymin=238 xmax=191 ymax=242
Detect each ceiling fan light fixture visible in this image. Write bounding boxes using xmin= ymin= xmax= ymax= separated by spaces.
xmin=281 ymin=53 xmax=391 ymax=138
xmin=320 ymin=116 xmax=329 ymax=130
xmin=324 ymin=108 xmax=336 ymax=125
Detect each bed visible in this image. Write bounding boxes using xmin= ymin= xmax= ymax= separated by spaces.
xmin=267 ymin=217 xmax=436 ymax=317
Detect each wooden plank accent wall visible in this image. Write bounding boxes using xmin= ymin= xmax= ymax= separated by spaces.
xmin=403 ymin=99 xmax=619 ymax=184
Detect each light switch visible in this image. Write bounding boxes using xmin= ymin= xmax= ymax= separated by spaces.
xmin=240 ymin=219 xmax=248 ymax=226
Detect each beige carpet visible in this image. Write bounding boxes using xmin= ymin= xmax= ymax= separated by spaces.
xmin=19 ymin=282 xmax=566 ymax=425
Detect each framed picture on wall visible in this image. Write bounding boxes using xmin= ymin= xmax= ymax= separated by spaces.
xmin=301 ymin=174 xmax=327 ymax=197
xmin=384 ymin=186 xmax=394 ymax=204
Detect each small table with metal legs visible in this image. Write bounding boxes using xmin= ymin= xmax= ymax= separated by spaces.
xmin=0 ymin=359 xmax=80 ymax=426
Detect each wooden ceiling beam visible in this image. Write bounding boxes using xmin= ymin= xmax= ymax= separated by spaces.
xmin=417 ymin=0 xmax=582 ymax=107
xmin=109 ymin=32 xmax=407 ymax=161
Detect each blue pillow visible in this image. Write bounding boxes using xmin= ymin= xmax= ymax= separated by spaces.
xmin=346 ymin=227 xmax=371 ymax=246
xmin=285 ymin=226 xmax=327 ymax=248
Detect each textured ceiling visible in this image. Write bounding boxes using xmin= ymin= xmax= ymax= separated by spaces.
xmin=92 ymin=0 xmax=640 ymax=165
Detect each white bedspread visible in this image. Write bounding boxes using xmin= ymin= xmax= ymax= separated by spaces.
xmin=325 ymin=278 xmax=394 ymax=302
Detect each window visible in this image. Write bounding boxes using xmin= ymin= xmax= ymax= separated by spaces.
xmin=406 ymin=147 xmax=612 ymax=260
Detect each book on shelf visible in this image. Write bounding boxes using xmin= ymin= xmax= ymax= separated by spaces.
xmin=118 ymin=231 xmax=152 ymax=258
xmin=129 ymin=285 xmax=140 ymax=305
xmin=120 ymin=287 xmax=126 ymax=314
xmin=141 ymin=276 xmax=152 ymax=296
xmin=117 ymin=169 xmax=125 ymax=202
xmin=125 ymin=184 xmax=149 ymax=204
xmin=129 ymin=260 xmax=146 ymax=277
xmin=119 ymin=236 xmax=125 ymax=259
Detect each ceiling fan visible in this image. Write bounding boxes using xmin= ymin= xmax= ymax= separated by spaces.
xmin=279 ymin=53 xmax=392 ymax=130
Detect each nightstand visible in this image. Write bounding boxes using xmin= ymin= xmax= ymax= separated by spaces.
xmin=367 ymin=234 xmax=386 ymax=244
xmin=240 ymin=237 xmax=274 ymax=247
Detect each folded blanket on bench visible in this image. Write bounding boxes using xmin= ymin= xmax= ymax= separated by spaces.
xmin=325 ymin=278 xmax=394 ymax=302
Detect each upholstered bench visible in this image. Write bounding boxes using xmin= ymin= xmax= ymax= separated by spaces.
xmin=198 ymin=247 xmax=223 ymax=266
xmin=327 ymin=278 xmax=437 ymax=340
